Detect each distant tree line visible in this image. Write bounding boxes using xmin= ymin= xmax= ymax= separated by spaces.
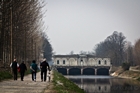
xmin=94 ymin=31 xmax=140 ymax=66
xmin=42 ymin=33 xmax=53 ymax=61
xmin=0 ymin=0 xmax=52 ymax=68
xmin=68 ymin=31 xmax=139 ymax=67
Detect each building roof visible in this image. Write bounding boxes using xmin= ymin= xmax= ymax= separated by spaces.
xmin=53 ymin=54 xmax=96 ymax=58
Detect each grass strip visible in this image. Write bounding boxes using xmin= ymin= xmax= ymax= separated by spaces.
xmin=0 ymin=71 xmax=12 ymax=81
xmin=52 ymin=70 xmax=85 ymax=93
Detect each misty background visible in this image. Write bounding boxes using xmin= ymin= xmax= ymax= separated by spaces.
xmin=43 ymin=0 xmax=140 ymax=54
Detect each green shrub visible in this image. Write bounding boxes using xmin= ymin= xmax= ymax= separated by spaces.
xmin=25 ymin=69 xmax=32 ymax=75
xmin=0 ymin=71 xmax=12 ymax=81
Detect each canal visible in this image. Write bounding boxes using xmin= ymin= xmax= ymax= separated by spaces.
xmin=65 ymin=75 xmax=140 ymax=93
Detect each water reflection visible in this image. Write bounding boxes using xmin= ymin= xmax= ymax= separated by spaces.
xmin=65 ymin=76 xmax=140 ymax=93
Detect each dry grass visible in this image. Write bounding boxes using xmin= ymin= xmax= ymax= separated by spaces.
xmin=44 ymin=82 xmax=57 ymax=93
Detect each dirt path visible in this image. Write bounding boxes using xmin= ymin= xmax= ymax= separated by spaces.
xmin=0 ymin=72 xmax=50 ymax=93
xmin=43 ymin=72 xmax=56 ymax=93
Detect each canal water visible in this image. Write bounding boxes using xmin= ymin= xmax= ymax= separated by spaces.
xmin=65 ymin=75 xmax=140 ymax=93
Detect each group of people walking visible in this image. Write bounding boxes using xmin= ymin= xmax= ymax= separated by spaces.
xmin=10 ymin=58 xmax=51 ymax=82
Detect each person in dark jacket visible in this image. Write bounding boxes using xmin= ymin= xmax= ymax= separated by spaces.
xmin=10 ymin=59 xmax=19 ymax=80
xmin=30 ymin=60 xmax=38 ymax=82
xmin=19 ymin=61 xmax=27 ymax=81
xmin=40 ymin=58 xmax=51 ymax=82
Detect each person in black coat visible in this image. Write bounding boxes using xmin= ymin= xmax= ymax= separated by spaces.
xmin=10 ymin=59 xmax=19 ymax=80
xmin=19 ymin=61 xmax=27 ymax=81
xmin=40 ymin=58 xmax=51 ymax=82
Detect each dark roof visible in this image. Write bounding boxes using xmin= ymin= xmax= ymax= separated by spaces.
xmin=53 ymin=54 xmax=96 ymax=58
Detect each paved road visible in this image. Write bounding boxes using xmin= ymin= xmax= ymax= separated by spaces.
xmin=0 ymin=72 xmax=50 ymax=93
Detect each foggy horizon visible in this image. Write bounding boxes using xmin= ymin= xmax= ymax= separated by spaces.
xmin=43 ymin=0 xmax=140 ymax=54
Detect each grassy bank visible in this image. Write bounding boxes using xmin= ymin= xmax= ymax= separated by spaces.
xmin=52 ymin=70 xmax=85 ymax=93
xmin=0 ymin=69 xmax=33 ymax=81
xmin=0 ymin=71 xmax=12 ymax=81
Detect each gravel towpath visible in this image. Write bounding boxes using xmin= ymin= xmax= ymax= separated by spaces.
xmin=0 ymin=72 xmax=50 ymax=93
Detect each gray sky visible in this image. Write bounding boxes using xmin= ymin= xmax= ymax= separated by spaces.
xmin=43 ymin=0 xmax=140 ymax=55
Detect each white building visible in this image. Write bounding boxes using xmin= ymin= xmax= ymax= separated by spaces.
xmin=53 ymin=54 xmax=111 ymax=67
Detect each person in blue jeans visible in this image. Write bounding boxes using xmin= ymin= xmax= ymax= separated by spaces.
xmin=30 ymin=60 xmax=38 ymax=82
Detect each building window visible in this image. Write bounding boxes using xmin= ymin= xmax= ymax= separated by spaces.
xmin=63 ymin=60 xmax=65 ymax=64
xmin=104 ymin=60 xmax=107 ymax=64
xmin=57 ymin=60 xmax=59 ymax=64
xmin=98 ymin=60 xmax=101 ymax=64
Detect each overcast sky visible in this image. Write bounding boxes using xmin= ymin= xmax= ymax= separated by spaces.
xmin=43 ymin=0 xmax=140 ymax=55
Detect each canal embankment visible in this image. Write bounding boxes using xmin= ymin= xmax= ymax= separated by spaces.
xmin=49 ymin=70 xmax=85 ymax=93
xmin=110 ymin=66 xmax=140 ymax=81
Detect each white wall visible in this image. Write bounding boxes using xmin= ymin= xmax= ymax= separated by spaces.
xmin=54 ymin=56 xmax=111 ymax=66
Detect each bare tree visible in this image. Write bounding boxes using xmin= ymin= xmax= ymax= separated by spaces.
xmin=0 ymin=0 xmax=50 ymax=68
xmin=95 ymin=31 xmax=126 ymax=66
xmin=123 ymin=41 xmax=134 ymax=65
xmin=133 ymin=39 xmax=140 ymax=65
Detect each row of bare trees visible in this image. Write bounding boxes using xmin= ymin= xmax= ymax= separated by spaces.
xmin=0 ymin=0 xmax=52 ymax=68
xmin=94 ymin=31 xmax=140 ymax=66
